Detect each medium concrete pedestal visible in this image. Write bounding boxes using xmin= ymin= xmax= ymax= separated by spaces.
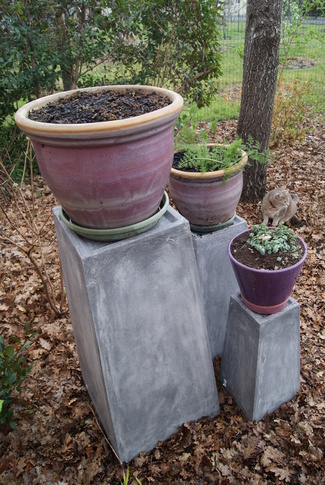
xmin=220 ymin=294 xmax=300 ymax=421
xmin=53 ymin=206 xmax=219 ymax=463
xmin=191 ymin=216 xmax=247 ymax=358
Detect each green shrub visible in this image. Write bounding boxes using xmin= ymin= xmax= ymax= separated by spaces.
xmin=0 ymin=323 xmax=36 ymax=429
xmin=271 ymin=77 xmax=312 ymax=147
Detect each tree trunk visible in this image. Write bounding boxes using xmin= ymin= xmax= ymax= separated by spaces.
xmin=237 ymin=0 xmax=282 ymax=202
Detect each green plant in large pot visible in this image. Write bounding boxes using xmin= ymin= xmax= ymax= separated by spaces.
xmin=15 ymin=85 xmax=183 ymax=240
xmin=169 ymin=138 xmax=249 ymax=232
xmin=228 ymin=223 xmax=308 ymax=314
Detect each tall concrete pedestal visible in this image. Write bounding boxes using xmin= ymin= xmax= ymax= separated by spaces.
xmin=53 ymin=206 xmax=219 ymax=463
xmin=220 ymin=293 xmax=300 ymax=422
xmin=191 ymin=216 xmax=247 ymax=359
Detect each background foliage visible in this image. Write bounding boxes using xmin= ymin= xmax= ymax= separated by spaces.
xmin=0 ymin=0 xmax=223 ymax=178
xmin=0 ymin=0 xmax=324 ymax=177
xmin=0 ymin=0 xmax=223 ymax=121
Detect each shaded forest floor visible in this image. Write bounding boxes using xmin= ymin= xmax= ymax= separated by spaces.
xmin=0 ymin=116 xmax=324 ymax=484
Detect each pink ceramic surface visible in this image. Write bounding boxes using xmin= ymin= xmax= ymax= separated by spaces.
xmin=15 ymin=85 xmax=183 ymax=229
xmin=169 ymin=147 xmax=247 ymax=227
xmin=228 ymin=230 xmax=308 ymax=315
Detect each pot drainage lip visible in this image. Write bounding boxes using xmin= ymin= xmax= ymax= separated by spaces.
xmin=59 ymin=191 xmax=169 ymax=242
xmin=190 ymin=213 xmax=236 ymax=234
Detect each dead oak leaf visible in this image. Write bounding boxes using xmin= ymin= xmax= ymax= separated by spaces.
xmin=261 ymin=446 xmax=286 ymax=467
xmin=29 ymin=347 xmax=48 ymax=359
xmin=133 ymin=456 xmax=147 ymax=467
xmin=217 ymin=462 xmax=232 ymax=478
xmin=179 ymin=452 xmax=191 ymax=463
xmin=268 ymin=466 xmax=293 ymax=482
xmin=235 ymin=435 xmax=261 ymax=460
xmin=16 ymin=304 xmax=27 ymax=313
xmin=307 ymin=443 xmax=323 ymax=461
xmin=39 ymin=337 xmax=52 ymax=351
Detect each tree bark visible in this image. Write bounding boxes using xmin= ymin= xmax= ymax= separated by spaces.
xmin=237 ymin=0 xmax=282 ymax=202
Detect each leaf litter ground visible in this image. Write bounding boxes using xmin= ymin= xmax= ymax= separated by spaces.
xmin=0 ymin=115 xmax=324 ymax=484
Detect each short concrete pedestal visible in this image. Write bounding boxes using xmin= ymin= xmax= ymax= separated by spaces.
xmin=220 ymin=293 xmax=300 ymax=422
xmin=53 ymin=206 xmax=219 ymax=463
xmin=191 ymin=216 xmax=247 ymax=358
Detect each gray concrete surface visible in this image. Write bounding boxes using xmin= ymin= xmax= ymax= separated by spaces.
xmin=191 ymin=216 xmax=247 ymax=358
xmin=53 ymin=206 xmax=219 ymax=463
xmin=220 ymin=293 xmax=301 ymax=422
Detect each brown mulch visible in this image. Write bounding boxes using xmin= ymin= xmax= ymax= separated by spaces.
xmin=0 ymin=115 xmax=324 ymax=484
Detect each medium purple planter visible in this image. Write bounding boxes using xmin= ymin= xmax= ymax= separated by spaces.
xmin=228 ymin=230 xmax=308 ymax=314
xmin=169 ymin=145 xmax=247 ymax=230
xmin=15 ymin=85 xmax=183 ymax=230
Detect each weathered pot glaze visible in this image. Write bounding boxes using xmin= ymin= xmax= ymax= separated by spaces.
xmin=15 ymin=85 xmax=183 ymax=229
xmin=169 ymin=145 xmax=247 ymax=230
xmin=228 ymin=229 xmax=308 ymax=314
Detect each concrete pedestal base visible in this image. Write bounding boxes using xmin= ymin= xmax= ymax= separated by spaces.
xmin=220 ymin=293 xmax=300 ymax=422
xmin=191 ymin=216 xmax=247 ymax=358
xmin=53 ymin=206 xmax=219 ymax=463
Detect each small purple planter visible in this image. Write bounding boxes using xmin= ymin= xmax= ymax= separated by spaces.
xmin=228 ymin=229 xmax=308 ymax=314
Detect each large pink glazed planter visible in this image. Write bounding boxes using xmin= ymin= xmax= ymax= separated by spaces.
xmin=15 ymin=85 xmax=183 ymax=237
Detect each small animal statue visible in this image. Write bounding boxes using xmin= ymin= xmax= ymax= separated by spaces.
xmin=261 ymin=188 xmax=299 ymax=226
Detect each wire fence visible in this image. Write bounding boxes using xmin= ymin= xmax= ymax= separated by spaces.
xmin=197 ymin=14 xmax=325 ymax=121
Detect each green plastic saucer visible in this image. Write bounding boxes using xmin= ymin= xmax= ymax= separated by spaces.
xmin=59 ymin=192 xmax=169 ymax=242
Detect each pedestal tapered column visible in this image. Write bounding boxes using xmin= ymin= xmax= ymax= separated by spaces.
xmin=220 ymin=293 xmax=300 ymax=421
xmin=191 ymin=216 xmax=247 ymax=358
xmin=53 ymin=206 xmax=219 ymax=462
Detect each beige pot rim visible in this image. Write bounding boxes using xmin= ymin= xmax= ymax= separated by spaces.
xmin=170 ymin=143 xmax=248 ymax=180
xmin=15 ymin=85 xmax=184 ymax=139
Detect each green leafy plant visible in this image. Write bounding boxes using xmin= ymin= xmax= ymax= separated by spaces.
xmin=0 ymin=323 xmax=36 ymax=429
xmin=178 ymin=138 xmax=244 ymax=173
xmin=176 ymin=136 xmax=269 ymax=174
xmin=247 ymin=223 xmax=299 ymax=257
xmin=120 ymin=466 xmax=142 ymax=485
xmin=174 ymin=102 xmax=201 ymax=146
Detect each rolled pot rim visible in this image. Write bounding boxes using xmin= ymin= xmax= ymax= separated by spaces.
xmin=228 ymin=227 xmax=308 ymax=274
xmin=170 ymin=143 xmax=248 ymax=180
xmin=14 ymin=85 xmax=184 ymax=137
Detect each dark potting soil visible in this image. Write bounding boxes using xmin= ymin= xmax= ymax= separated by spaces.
xmin=28 ymin=89 xmax=172 ymax=124
xmin=173 ymin=151 xmax=189 ymax=170
xmin=230 ymin=231 xmax=305 ymax=271
xmin=173 ymin=151 xmax=200 ymax=173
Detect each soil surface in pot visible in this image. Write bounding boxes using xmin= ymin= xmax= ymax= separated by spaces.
xmin=173 ymin=149 xmax=241 ymax=173
xmin=173 ymin=151 xmax=215 ymax=173
xmin=173 ymin=151 xmax=197 ymax=172
xmin=28 ymin=89 xmax=172 ymax=124
xmin=231 ymin=231 xmax=305 ymax=271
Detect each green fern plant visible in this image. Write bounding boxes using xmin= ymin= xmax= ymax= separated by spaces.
xmin=176 ymin=136 xmax=268 ymax=174
xmin=178 ymin=138 xmax=243 ymax=173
